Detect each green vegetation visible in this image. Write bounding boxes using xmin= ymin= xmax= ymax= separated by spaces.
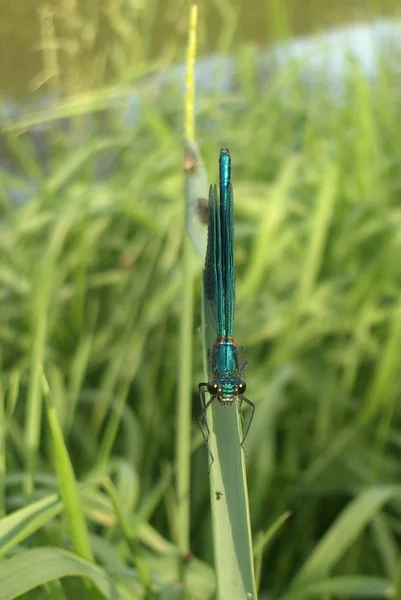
xmin=1 ymin=2 xmax=401 ymax=599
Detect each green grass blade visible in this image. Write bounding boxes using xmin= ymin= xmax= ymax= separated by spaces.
xmin=291 ymin=486 xmax=401 ymax=588
xmin=157 ymin=583 xmax=186 ymax=600
xmin=365 ymin=304 xmax=401 ymax=418
xmin=0 ymin=547 xmax=139 ymax=600
xmin=205 ymin=392 xmax=257 ymax=599
xmin=175 ymin=4 xmax=199 ymax=558
xmin=241 ymin=157 xmax=300 ymax=299
xmin=297 ymin=163 xmax=338 ymax=310
xmin=254 ymin=511 xmax=292 ymax=592
xmin=25 ymin=217 xmax=71 ymax=497
xmin=0 ymin=494 xmax=62 ymax=556
xmin=185 ymin=140 xmax=208 ymax=260
xmin=281 ymin=575 xmax=394 ymax=600
xmin=0 ymin=375 xmax=5 ymax=518
xmin=43 ymin=371 xmax=94 ymax=562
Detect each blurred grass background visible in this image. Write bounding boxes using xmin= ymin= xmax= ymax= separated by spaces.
xmin=1 ymin=0 xmax=400 ymax=97
xmin=1 ymin=0 xmax=401 ymax=599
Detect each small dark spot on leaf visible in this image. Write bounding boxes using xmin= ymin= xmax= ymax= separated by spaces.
xmin=119 ymin=254 xmax=135 ymax=269
xmin=216 ymin=490 xmax=223 ymax=501
xmin=184 ymin=146 xmax=197 ymax=173
xmin=198 ymin=197 xmax=208 ymax=223
xmin=181 ymin=552 xmax=193 ymax=564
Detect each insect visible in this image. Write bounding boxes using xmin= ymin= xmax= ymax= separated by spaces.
xmin=198 ymin=149 xmax=255 ymax=463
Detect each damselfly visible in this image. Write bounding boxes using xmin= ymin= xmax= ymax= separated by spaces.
xmin=198 ymin=149 xmax=255 ymax=460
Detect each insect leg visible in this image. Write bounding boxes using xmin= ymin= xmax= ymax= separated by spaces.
xmin=238 ymin=394 xmax=255 ymax=454
xmin=198 ymin=383 xmax=216 ymax=469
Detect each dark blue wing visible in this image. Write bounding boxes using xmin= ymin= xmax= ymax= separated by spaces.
xmin=220 ymin=180 xmax=235 ymax=337
xmin=204 ymin=183 xmax=223 ymax=337
xmin=203 ymin=149 xmax=236 ymax=338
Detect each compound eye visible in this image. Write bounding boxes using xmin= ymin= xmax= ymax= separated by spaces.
xmin=237 ymin=380 xmax=247 ymax=395
xmin=207 ymin=379 xmax=220 ymax=396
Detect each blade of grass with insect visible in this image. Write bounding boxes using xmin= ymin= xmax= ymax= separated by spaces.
xmin=184 ymin=7 xmax=257 ymax=598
